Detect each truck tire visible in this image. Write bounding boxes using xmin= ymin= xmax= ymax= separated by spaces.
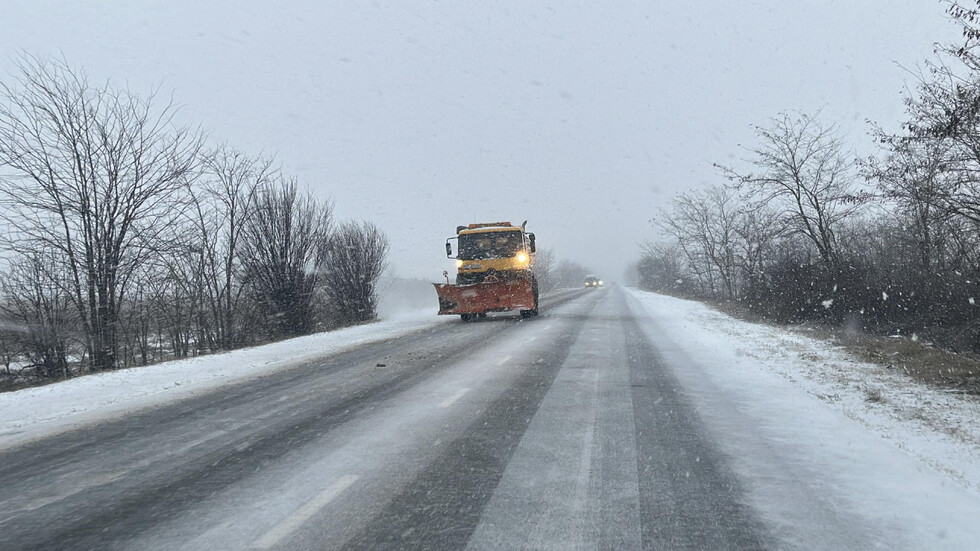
xmin=532 ymin=277 xmax=539 ymax=315
xmin=520 ymin=277 xmax=540 ymax=318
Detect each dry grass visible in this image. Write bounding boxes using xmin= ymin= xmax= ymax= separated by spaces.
xmin=863 ymin=386 xmax=886 ymax=403
xmin=709 ymin=300 xmax=980 ymax=396
xmin=803 ymin=325 xmax=980 ymax=396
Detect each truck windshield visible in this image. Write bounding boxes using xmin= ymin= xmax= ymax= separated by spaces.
xmin=458 ymin=231 xmax=524 ymax=260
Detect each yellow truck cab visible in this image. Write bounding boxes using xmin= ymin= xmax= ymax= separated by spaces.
xmin=451 ymin=222 xmax=535 ymax=285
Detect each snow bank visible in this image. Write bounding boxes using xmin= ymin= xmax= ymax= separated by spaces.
xmin=0 ymin=310 xmax=448 ymax=451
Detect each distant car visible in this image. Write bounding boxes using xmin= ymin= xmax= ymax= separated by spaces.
xmin=584 ymin=275 xmax=603 ymax=287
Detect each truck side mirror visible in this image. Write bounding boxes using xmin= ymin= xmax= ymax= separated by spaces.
xmin=528 ymin=233 xmax=536 ymax=253
xmin=446 ymin=242 xmax=453 ymax=257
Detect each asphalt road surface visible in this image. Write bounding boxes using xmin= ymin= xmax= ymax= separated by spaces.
xmin=0 ymin=286 xmax=899 ymax=549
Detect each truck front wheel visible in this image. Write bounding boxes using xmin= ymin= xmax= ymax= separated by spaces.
xmin=520 ymin=277 xmax=540 ymax=318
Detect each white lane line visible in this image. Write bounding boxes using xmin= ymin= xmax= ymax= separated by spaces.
xmin=252 ymin=474 xmax=359 ymax=549
xmin=439 ymin=388 xmax=470 ymax=408
xmin=9 ymin=470 xmax=128 ymax=514
xmin=495 ymin=355 xmax=512 ymax=367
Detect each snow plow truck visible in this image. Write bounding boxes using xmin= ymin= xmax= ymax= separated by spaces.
xmin=434 ymin=221 xmax=539 ymax=321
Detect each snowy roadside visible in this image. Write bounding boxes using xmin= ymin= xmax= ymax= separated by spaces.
xmin=626 ymin=288 xmax=980 ymax=493
xmin=0 ymin=311 xmax=450 ymax=451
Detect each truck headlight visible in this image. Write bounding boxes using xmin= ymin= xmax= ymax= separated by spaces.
xmin=516 ymin=252 xmax=529 ymax=264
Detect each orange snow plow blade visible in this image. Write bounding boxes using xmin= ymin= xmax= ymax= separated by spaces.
xmin=434 ymin=279 xmax=535 ymax=315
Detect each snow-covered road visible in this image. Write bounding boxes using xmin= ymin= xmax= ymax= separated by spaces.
xmin=1 ymin=287 xmax=978 ymax=549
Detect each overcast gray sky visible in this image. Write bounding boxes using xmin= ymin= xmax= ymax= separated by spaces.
xmin=0 ymin=0 xmax=960 ymax=280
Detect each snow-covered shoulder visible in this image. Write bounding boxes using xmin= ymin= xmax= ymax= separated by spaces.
xmin=0 ymin=310 xmax=447 ymax=451
xmin=626 ymin=288 xmax=980 ymax=493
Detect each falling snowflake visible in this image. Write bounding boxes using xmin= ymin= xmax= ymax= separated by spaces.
xmin=882 ymin=291 xmax=888 ymax=301
xmin=821 ymin=299 xmax=834 ymax=309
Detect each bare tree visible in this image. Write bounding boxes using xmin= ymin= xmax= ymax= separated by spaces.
xmin=866 ymin=134 xmax=955 ymax=274
xmin=892 ymin=61 xmax=980 ymax=221
xmin=241 ymin=177 xmax=333 ymax=338
xmin=720 ymin=112 xmax=865 ymax=268
xmin=734 ymin=203 xmax=788 ymax=291
xmin=945 ymin=1 xmax=980 ymax=68
xmin=191 ymin=146 xmax=274 ymax=348
xmin=552 ymin=259 xmax=591 ymax=289
xmin=658 ymin=186 xmax=741 ymax=298
xmin=531 ymin=248 xmax=557 ymax=292
xmin=636 ymin=241 xmax=686 ymax=293
xmin=320 ymin=221 xmax=390 ymax=324
xmin=0 ymin=55 xmax=202 ymax=370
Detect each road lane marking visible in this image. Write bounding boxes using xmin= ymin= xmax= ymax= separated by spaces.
xmin=252 ymin=474 xmax=359 ymax=549
xmin=4 ymin=427 xmax=244 ymax=520
xmin=439 ymin=388 xmax=470 ymax=408
xmin=495 ymin=355 xmax=512 ymax=366
xmin=6 ymin=470 xmax=128 ymax=515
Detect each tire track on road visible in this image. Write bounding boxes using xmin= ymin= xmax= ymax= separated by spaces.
xmin=341 ymin=297 xmax=597 ymax=550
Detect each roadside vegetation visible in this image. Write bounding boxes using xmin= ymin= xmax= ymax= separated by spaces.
xmin=632 ymin=2 xmax=980 ymax=392
xmin=0 ymin=55 xmax=389 ymax=391
xmin=531 ymin=247 xmax=592 ymax=294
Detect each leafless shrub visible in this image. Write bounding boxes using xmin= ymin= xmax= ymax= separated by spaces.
xmin=320 ymin=221 xmax=390 ymax=324
xmin=240 ymin=177 xmax=333 ymax=337
xmin=0 ymin=252 xmax=76 ymax=379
